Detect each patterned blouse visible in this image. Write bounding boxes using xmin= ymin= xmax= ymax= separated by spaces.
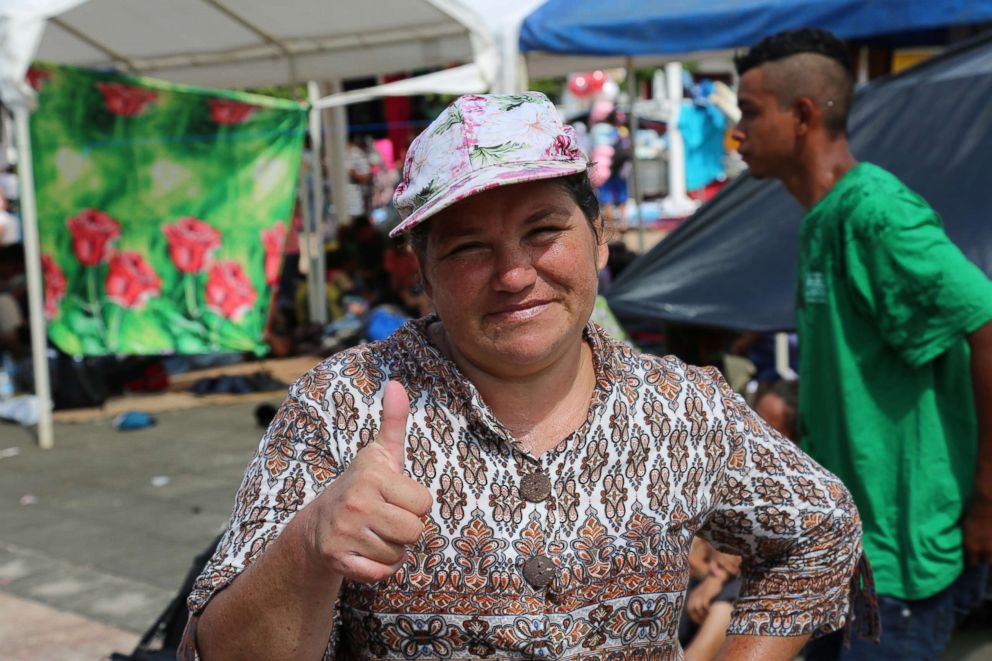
xmin=183 ymin=318 xmax=865 ymax=659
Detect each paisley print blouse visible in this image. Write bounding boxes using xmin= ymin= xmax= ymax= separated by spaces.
xmin=183 ymin=318 xmax=864 ymax=659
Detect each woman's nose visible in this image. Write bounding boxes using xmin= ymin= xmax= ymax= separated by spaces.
xmin=491 ymin=246 xmax=536 ymax=292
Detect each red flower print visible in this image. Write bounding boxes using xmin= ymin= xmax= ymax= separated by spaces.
xmin=95 ymin=82 xmax=158 ymax=117
xmin=26 ymin=67 xmax=50 ymax=92
xmin=260 ymin=222 xmax=286 ymax=286
xmin=105 ymin=251 xmax=162 ymax=310
xmin=208 ymin=98 xmax=256 ymax=125
xmin=41 ymin=255 xmax=67 ymax=319
xmin=205 ymin=260 xmax=257 ymax=322
xmin=162 ymin=217 xmax=222 ymax=274
xmin=66 ymin=209 xmax=121 ymax=266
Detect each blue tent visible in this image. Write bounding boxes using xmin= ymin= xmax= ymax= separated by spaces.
xmin=520 ymin=0 xmax=992 ymax=54
xmin=603 ymin=31 xmax=992 ymax=332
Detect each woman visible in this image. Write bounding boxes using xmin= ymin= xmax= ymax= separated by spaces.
xmin=182 ymin=93 xmax=871 ymax=660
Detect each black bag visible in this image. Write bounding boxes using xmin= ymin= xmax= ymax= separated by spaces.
xmin=111 ymin=533 xmax=223 ymax=661
xmin=51 ymin=354 xmax=112 ymax=410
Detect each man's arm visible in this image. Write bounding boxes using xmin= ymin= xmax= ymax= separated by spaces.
xmin=965 ymin=320 xmax=992 ymax=566
xmin=716 ymin=634 xmax=809 ymax=660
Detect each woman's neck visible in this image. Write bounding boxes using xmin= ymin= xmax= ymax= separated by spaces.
xmin=429 ymin=322 xmax=597 ymax=456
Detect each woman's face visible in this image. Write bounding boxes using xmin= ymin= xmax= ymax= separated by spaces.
xmin=421 ymin=179 xmax=608 ymax=379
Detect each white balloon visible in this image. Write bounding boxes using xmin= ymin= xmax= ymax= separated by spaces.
xmin=601 ymin=80 xmax=620 ymax=101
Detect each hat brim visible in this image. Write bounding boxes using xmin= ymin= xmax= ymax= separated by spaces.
xmin=389 ymin=159 xmax=588 ymax=238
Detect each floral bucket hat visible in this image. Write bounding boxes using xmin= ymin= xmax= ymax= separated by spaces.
xmin=390 ymin=92 xmax=588 ymax=237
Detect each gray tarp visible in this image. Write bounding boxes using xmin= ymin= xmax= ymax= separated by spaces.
xmin=606 ymin=31 xmax=992 ymax=333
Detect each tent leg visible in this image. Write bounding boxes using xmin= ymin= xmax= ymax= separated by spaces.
xmin=661 ymin=62 xmax=697 ymax=219
xmin=626 ymin=57 xmax=645 ymax=253
xmin=774 ymin=332 xmax=790 ymax=379
xmin=307 ymin=81 xmax=328 ymax=325
xmin=14 ymin=107 xmax=53 ymax=450
xmin=324 ymin=80 xmax=351 ymax=237
xmin=297 ymin=135 xmax=317 ymax=323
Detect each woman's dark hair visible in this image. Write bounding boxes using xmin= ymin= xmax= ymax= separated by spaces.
xmin=407 ymin=170 xmax=603 ymax=255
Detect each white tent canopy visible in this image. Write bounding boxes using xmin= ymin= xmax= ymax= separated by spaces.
xmin=31 ymin=0 xmax=483 ymax=89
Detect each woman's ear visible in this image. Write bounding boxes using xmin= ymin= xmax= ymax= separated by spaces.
xmin=595 ymin=217 xmax=609 ymax=272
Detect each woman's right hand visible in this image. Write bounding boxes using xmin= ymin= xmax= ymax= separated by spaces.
xmin=300 ymin=380 xmax=433 ymax=584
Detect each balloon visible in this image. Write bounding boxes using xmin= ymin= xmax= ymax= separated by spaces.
xmin=568 ymin=71 xmax=606 ymax=98
xmin=601 ymin=80 xmax=620 ymax=101
xmin=568 ymin=74 xmax=590 ymax=97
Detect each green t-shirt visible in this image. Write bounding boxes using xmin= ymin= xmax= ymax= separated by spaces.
xmin=795 ymin=162 xmax=992 ymax=600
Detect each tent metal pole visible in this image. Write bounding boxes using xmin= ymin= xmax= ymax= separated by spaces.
xmin=307 ymin=81 xmax=328 ymax=324
xmin=296 ymin=126 xmax=318 ymax=323
xmin=14 ymin=107 xmax=53 ymax=449
xmin=662 ymin=62 xmax=695 ymax=218
xmin=774 ymin=332 xmax=790 ymax=378
xmin=626 ymin=57 xmax=645 ymax=252
xmin=325 ymin=79 xmax=351 ymax=237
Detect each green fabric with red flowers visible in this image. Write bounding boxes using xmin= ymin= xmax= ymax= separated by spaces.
xmin=28 ymin=63 xmax=306 ymax=356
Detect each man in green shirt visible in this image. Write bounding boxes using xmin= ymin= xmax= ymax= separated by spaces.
xmin=733 ymin=28 xmax=992 ymax=658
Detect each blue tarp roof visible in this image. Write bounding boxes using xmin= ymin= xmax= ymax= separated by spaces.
xmin=604 ymin=31 xmax=992 ymax=332
xmin=520 ymin=0 xmax=992 ymax=54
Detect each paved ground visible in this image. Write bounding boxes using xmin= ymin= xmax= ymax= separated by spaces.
xmin=0 ymin=400 xmax=266 ymax=659
xmin=1 ymin=395 xmax=990 ymax=660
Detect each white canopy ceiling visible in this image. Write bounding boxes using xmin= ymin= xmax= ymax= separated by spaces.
xmin=30 ymin=0 xmax=484 ymax=88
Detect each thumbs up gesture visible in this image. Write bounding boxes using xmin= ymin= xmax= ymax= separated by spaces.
xmin=302 ymin=380 xmax=433 ymax=584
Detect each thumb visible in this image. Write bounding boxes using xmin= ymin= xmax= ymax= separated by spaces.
xmin=374 ymin=380 xmax=410 ymax=473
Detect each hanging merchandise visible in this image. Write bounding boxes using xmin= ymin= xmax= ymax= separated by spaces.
xmin=28 ymin=64 xmax=306 ymax=356
xmin=678 ymin=98 xmax=727 ymax=193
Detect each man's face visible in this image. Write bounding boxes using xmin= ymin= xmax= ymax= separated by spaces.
xmin=733 ymin=66 xmax=798 ymax=179
xmin=421 ymin=180 xmax=607 ymax=379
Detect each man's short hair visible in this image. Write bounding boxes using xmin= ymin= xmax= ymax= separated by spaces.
xmin=735 ymin=28 xmax=855 ymax=136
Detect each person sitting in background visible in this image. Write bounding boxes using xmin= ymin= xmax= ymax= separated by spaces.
xmin=730 ymin=332 xmax=798 ymax=403
xmin=754 ymin=379 xmax=798 ymax=441
xmin=679 ymin=538 xmax=743 ymax=661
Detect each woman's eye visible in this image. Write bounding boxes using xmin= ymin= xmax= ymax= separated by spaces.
xmin=447 ymin=242 xmax=484 ymax=256
xmin=530 ymin=226 xmax=561 ymax=239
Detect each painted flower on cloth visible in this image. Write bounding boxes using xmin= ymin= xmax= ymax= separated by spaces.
xmin=260 ymin=223 xmax=286 ymax=286
xmin=105 ymin=251 xmax=162 ymax=310
xmin=162 ymin=217 xmax=222 ymax=274
xmin=41 ymin=255 xmax=67 ymax=319
xmin=208 ymin=98 xmax=256 ymax=125
xmin=66 ymin=209 xmax=121 ymax=266
xmin=205 ymin=260 xmax=257 ymax=322
xmin=26 ymin=67 xmax=50 ymax=92
xmin=95 ymin=82 xmax=158 ymax=117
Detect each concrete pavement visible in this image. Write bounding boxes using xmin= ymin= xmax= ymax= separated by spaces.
xmin=0 ymin=400 xmax=267 ymax=659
